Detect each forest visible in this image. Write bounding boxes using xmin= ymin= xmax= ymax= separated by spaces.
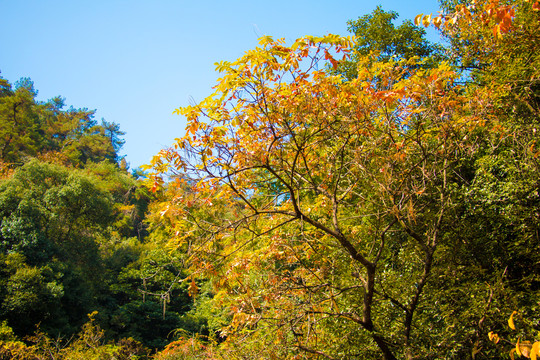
xmin=0 ymin=0 xmax=539 ymax=358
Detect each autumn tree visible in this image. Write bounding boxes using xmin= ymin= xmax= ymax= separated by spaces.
xmin=424 ymin=0 xmax=539 ymax=122
xmin=144 ymin=27 xmax=500 ymax=357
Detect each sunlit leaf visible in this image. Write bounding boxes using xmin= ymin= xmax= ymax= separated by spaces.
xmin=532 ymin=342 xmax=540 ymax=360
xmin=488 ymin=331 xmax=500 ymax=344
xmin=414 ymin=13 xmax=424 ymax=26
xmin=511 ymin=348 xmax=517 ymax=360
xmin=258 ymin=35 xmax=274 ymax=45
xmin=509 ymin=311 xmax=518 ymax=330
xmin=422 ymin=14 xmax=432 ymax=27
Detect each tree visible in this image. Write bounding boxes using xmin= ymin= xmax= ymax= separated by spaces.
xmin=0 ymin=160 xmax=114 ymax=334
xmin=147 ymin=0 xmax=540 ymax=355
xmin=0 ymin=253 xmax=64 ymax=336
xmin=416 ymin=1 xmax=540 ymax=357
xmin=0 ymin=78 xmax=43 ymax=163
xmin=50 ymin=110 xmax=124 ymax=166
xmin=421 ymin=0 xmax=539 ymax=124
xmin=108 ymin=247 xmax=194 ymax=348
xmin=0 ymin=157 xmax=195 ymax=348
xmin=0 ymin=75 xmax=196 ymax=349
xmin=146 ymin=31 xmax=490 ymax=358
xmin=0 ymin=74 xmax=127 ymax=167
xmin=102 ymin=120 xmax=126 ymax=162
xmin=335 ymin=7 xmax=444 ymax=80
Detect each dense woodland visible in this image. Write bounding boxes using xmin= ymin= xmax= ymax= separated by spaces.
xmin=0 ymin=0 xmax=539 ymax=358
xmin=0 ymin=74 xmax=208 ymax=355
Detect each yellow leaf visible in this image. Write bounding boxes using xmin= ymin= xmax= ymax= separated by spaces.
xmin=488 ymin=331 xmax=500 ymax=344
xmin=258 ymin=35 xmax=274 ymax=45
xmin=531 ymin=342 xmax=540 ymax=360
xmin=519 ymin=341 xmax=533 ymax=358
xmin=433 ymin=16 xmax=443 ymax=29
xmin=516 ymin=337 xmax=522 ymax=356
xmin=422 ymin=14 xmax=432 ymax=27
xmin=510 ymin=348 xmax=516 ymax=360
xmin=509 ymin=311 xmax=518 ymax=330
xmin=493 ymin=24 xmax=502 ymax=39
xmin=414 ymin=13 xmax=424 ymax=26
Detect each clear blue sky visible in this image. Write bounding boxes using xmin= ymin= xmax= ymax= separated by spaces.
xmin=0 ymin=0 xmax=442 ymax=169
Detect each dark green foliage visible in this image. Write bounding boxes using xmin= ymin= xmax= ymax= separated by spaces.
xmin=0 ymin=72 xmax=199 ymax=349
xmin=110 ymin=301 xmax=184 ymax=349
xmin=0 ymin=161 xmax=111 ymax=335
xmin=105 ymin=248 xmax=195 ymax=348
xmin=0 ymin=253 xmax=64 ymax=336
xmin=0 ymin=158 xmax=192 ymax=348
xmin=335 ymin=6 xmax=444 ymax=80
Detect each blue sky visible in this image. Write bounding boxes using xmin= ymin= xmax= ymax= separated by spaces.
xmin=0 ymin=0 xmax=442 ymax=169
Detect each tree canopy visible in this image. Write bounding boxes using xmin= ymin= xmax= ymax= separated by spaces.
xmin=145 ymin=0 xmax=540 ymax=358
xmin=1 ymin=0 xmax=539 ymax=358
xmin=0 ymin=76 xmax=125 ymax=167
xmin=0 ymin=75 xmax=204 ymax=356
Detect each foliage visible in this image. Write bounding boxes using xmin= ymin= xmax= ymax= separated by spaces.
xmin=0 ymin=75 xmax=125 ymax=167
xmin=0 ymin=78 xmax=43 ymax=163
xmin=107 ymin=246 xmax=195 ymax=349
xmin=0 ymin=160 xmax=114 ymax=335
xmin=153 ymin=335 xmax=217 ymax=360
xmin=145 ymin=0 xmax=540 ymax=358
xmin=0 ymin=74 xmax=201 ymax=350
xmin=1 ymin=0 xmax=538 ymax=357
xmin=419 ymin=0 xmax=540 ymax=123
xmin=147 ymin=31 xmax=469 ymax=358
xmin=336 ymin=6 xmax=444 ymax=79
xmin=0 ymin=312 xmax=151 ymax=360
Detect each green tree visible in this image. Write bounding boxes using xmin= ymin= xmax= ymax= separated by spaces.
xmin=0 ymin=253 xmax=63 ymax=335
xmin=0 ymin=78 xmax=43 ymax=163
xmin=336 ymin=6 xmax=444 ymax=80
xmin=102 ymin=120 xmax=126 ymax=162
xmin=0 ymin=160 xmax=113 ymax=335
xmin=0 ymin=74 xmax=126 ymax=167
xmin=107 ymin=246 xmax=195 ymax=348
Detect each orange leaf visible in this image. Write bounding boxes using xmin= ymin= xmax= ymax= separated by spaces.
xmin=188 ymin=279 xmax=199 ymax=297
